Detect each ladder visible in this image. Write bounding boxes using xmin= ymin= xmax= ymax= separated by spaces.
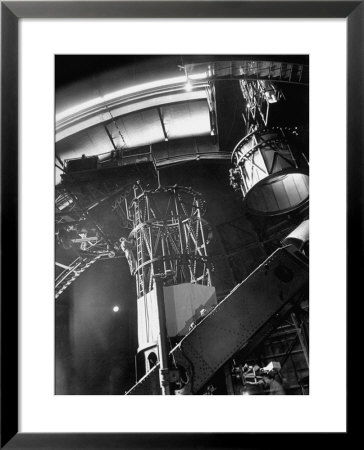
xmin=134 ymin=201 xmax=145 ymax=298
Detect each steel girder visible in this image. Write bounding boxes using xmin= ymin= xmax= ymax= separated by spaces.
xmin=126 ymin=246 xmax=308 ymax=395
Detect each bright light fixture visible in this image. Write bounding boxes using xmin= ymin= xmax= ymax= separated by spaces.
xmin=185 ymin=81 xmax=193 ymax=92
xmin=113 ymin=306 xmax=120 ymax=313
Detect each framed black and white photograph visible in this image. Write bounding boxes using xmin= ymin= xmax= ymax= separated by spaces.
xmin=54 ymin=54 xmax=310 ymax=398
xmin=1 ymin=1 xmax=359 ymax=448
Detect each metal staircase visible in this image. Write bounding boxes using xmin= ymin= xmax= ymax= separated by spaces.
xmin=55 ymin=255 xmax=103 ymax=299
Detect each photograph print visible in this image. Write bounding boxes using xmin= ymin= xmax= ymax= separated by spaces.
xmin=55 ymin=55 xmax=309 ymax=395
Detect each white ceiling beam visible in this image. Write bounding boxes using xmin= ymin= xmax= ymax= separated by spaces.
xmin=56 ymin=89 xmax=208 ymax=143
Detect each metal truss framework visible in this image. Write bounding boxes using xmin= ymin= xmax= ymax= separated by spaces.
xmin=185 ymin=60 xmax=308 ymax=86
xmin=53 ymin=57 xmax=310 ymax=396
xmin=121 ymin=184 xmax=212 ymax=299
xmin=56 ymin=179 xmax=131 ymax=228
xmin=240 ymin=79 xmax=283 ymax=127
xmin=234 ymin=304 xmax=309 ymax=395
xmin=55 ymin=178 xmax=134 ymax=298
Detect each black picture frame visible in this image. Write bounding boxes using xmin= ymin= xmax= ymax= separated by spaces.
xmin=1 ymin=1 xmax=359 ymax=448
